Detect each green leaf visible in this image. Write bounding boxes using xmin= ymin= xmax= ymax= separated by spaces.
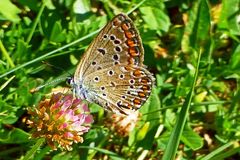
xmin=128 ymin=127 xmax=137 ymax=147
xmin=18 ymin=0 xmax=40 ymax=11
xmin=0 ymin=128 xmax=30 ymax=144
xmin=78 ymin=146 xmax=124 ymax=160
xmin=52 ymin=151 xmax=80 ymax=160
xmin=136 ymin=122 xmax=150 ymax=141
xmin=0 ymin=98 xmax=18 ymax=124
xmin=1 ymin=113 xmax=18 ymax=124
xmin=73 ymin=0 xmax=90 ymax=14
xmin=14 ymin=39 xmax=29 ymax=63
xmin=0 ymin=0 xmax=21 ymax=23
xmin=218 ymin=0 xmax=240 ymax=35
xmin=50 ymin=21 xmax=66 ymax=43
xmin=140 ymin=6 xmax=170 ymax=33
xmin=229 ymin=45 xmax=240 ymax=70
xmin=195 ymin=0 xmax=211 ymax=42
xmin=182 ymin=0 xmax=211 ymax=52
xmin=200 ymin=142 xmax=236 ymax=160
xmin=181 ymin=126 xmax=204 ymax=150
xmin=156 ymin=130 xmax=171 ymax=150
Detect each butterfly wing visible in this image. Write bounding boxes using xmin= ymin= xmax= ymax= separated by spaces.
xmin=82 ymin=65 xmax=154 ymax=115
xmin=74 ymin=13 xmax=144 ymax=81
xmin=73 ymin=13 xmax=154 ymax=114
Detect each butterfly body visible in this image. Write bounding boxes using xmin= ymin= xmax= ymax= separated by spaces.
xmin=70 ymin=13 xmax=154 ymax=115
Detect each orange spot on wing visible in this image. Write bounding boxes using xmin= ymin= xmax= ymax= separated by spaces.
xmin=133 ymin=69 xmax=142 ymax=77
xmin=133 ymin=98 xmax=141 ymax=105
xmin=125 ymin=30 xmax=135 ymax=39
xmin=142 ymin=85 xmax=150 ymax=92
xmin=141 ymin=78 xmax=149 ymax=84
xmin=128 ymin=58 xmax=135 ymax=65
xmin=121 ymin=23 xmax=130 ymax=31
xmin=127 ymin=39 xmax=137 ymax=47
xmin=138 ymin=92 xmax=146 ymax=98
xmin=112 ymin=19 xmax=121 ymax=26
xmin=129 ymin=47 xmax=139 ymax=57
xmin=124 ymin=66 xmax=132 ymax=71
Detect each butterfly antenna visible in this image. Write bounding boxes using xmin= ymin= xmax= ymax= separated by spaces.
xmin=30 ymin=61 xmax=74 ymax=93
xmin=42 ymin=61 xmax=72 ymax=77
xmin=30 ymin=77 xmax=67 ymax=93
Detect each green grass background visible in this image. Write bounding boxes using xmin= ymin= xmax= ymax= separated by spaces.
xmin=0 ymin=0 xmax=239 ymax=159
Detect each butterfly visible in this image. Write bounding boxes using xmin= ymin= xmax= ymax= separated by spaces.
xmin=68 ymin=13 xmax=154 ymax=115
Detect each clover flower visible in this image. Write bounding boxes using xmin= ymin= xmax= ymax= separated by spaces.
xmin=105 ymin=110 xmax=140 ymax=137
xmin=27 ymin=92 xmax=93 ymax=150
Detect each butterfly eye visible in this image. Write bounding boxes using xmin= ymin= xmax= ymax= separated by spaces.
xmin=66 ymin=77 xmax=73 ymax=86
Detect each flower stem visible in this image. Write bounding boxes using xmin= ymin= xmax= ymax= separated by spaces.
xmin=23 ymin=138 xmax=45 ymax=160
xmin=0 ymin=40 xmax=15 ymax=68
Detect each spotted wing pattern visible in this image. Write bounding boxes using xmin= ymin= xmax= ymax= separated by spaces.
xmin=73 ymin=14 xmax=154 ymax=115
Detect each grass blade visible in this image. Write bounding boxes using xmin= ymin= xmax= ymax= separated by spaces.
xmin=162 ymin=50 xmax=202 ymax=160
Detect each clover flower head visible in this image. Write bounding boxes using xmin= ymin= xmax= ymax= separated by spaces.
xmin=105 ymin=110 xmax=140 ymax=137
xmin=27 ymin=92 xmax=93 ymax=150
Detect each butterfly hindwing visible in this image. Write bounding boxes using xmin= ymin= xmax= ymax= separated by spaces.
xmin=82 ymin=65 xmax=154 ymax=115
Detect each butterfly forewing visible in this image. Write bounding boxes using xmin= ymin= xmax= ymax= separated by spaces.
xmin=74 ymin=14 xmax=144 ymax=79
xmin=72 ymin=13 xmax=154 ymax=115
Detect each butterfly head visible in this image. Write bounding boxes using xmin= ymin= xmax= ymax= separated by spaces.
xmin=66 ymin=76 xmax=78 ymax=95
xmin=66 ymin=76 xmax=88 ymax=100
xmin=66 ymin=76 xmax=74 ymax=86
